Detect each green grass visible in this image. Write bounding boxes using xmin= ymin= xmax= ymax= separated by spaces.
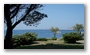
xmin=15 ymin=39 xmax=84 ymax=49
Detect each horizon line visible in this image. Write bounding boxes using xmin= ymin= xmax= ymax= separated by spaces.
xmin=4 ymin=28 xmax=84 ymax=30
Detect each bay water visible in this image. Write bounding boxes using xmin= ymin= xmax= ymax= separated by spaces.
xmin=4 ymin=30 xmax=84 ymax=38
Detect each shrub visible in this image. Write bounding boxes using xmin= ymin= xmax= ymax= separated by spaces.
xmin=24 ymin=32 xmax=37 ymax=40
xmin=36 ymin=38 xmax=47 ymax=41
xmin=20 ymin=32 xmax=37 ymax=45
xmin=12 ymin=35 xmax=21 ymax=47
xmin=63 ymin=32 xmax=82 ymax=43
xmin=12 ymin=32 xmax=38 ymax=47
xmin=51 ymin=37 xmax=57 ymax=40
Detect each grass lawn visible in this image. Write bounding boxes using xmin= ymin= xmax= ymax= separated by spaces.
xmin=16 ymin=39 xmax=84 ymax=49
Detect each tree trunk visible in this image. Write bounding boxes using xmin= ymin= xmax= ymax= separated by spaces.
xmin=54 ymin=33 xmax=56 ymax=38
xmin=4 ymin=4 xmax=13 ymax=49
xmin=4 ymin=28 xmax=13 ymax=49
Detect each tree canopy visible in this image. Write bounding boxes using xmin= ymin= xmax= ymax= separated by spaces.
xmin=73 ymin=24 xmax=83 ymax=33
xmin=50 ymin=27 xmax=60 ymax=38
xmin=4 ymin=4 xmax=47 ymax=29
xmin=4 ymin=4 xmax=47 ymax=49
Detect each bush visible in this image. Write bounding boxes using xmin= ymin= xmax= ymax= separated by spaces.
xmin=63 ymin=32 xmax=82 ymax=43
xmin=12 ymin=32 xmax=38 ymax=47
xmin=20 ymin=32 xmax=37 ymax=45
xmin=12 ymin=35 xmax=21 ymax=47
xmin=36 ymin=38 xmax=47 ymax=41
xmin=51 ymin=37 xmax=57 ymax=40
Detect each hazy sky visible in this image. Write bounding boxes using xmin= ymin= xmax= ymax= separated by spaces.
xmin=4 ymin=4 xmax=84 ymax=30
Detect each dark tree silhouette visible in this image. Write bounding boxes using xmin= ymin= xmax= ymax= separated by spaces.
xmin=4 ymin=4 xmax=47 ymax=49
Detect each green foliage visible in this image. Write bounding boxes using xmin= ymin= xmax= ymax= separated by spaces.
xmin=63 ymin=32 xmax=82 ymax=43
xmin=51 ymin=37 xmax=57 ymax=40
xmin=12 ymin=35 xmax=21 ymax=47
xmin=12 ymin=38 xmax=20 ymax=48
xmin=12 ymin=32 xmax=38 ymax=47
xmin=23 ymin=32 xmax=37 ymax=41
xmin=50 ymin=27 xmax=60 ymax=38
xmin=36 ymin=38 xmax=47 ymax=41
xmin=50 ymin=27 xmax=59 ymax=33
xmin=73 ymin=24 xmax=83 ymax=33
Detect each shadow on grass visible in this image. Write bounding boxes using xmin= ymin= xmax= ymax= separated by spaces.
xmin=16 ymin=43 xmax=84 ymax=49
xmin=31 ymin=41 xmax=39 ymax=44
xmin=65 ymin=42 xmax=83 ymax=44
xmin=75 ymin=42 xmax=84 ymax=44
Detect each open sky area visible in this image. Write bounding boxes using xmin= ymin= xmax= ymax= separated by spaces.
xmin=4 ymin=4 xmax=84 ymax=30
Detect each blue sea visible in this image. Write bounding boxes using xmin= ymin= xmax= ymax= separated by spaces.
xmin=4 ymin=30 xmax=84 ymax=38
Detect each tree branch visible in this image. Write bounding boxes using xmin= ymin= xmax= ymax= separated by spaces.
xmin=10 ymin=4 xmax=21 ymax=19
xmin=10 ymin=4 xmax=17 ymax=9
xmin=12 ymin=4 xmax=34 ymax=29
